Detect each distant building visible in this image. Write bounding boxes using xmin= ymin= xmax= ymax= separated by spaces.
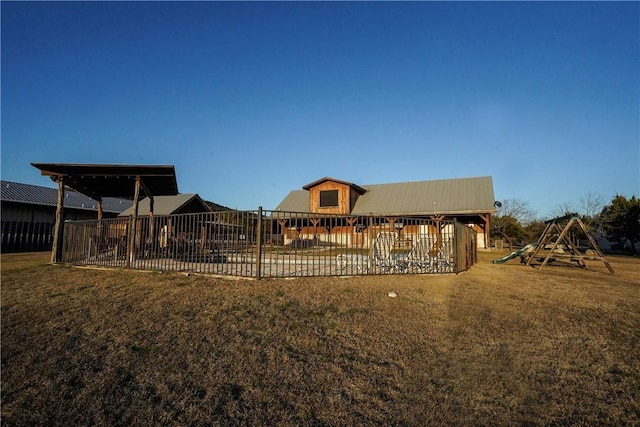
xmin=1 ymin=180 xmax=132 ymax=252
xmin=117 ymin=194 xmax=211 ymax=217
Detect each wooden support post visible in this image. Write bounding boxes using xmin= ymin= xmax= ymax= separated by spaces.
xmin=51 ymin=177 xmax=65 ymax=263
xmin=539 ymin=221 xmax=573 ymax=270
xmin=526 ymin=222 xmax=554 ymax=266
xmin=480 ymin=213 xmax=490 ymax=249
xmin=200 ymin=223 xmax=206 ymax=251
xmin=127 ymin=177 xmax=141 ymax=267
xmin=255 ymin=206 xmax=263 ymax=279
xmin=148 ymin=195 xmax=155 ymax=246
xmin=431 ymin=215 xmax=445 ymax=250
xmin=368 ymin=214 xmax=374 ymax=258
xmin=386 ymin=217 xmax=396 ymax=231
xmin=96 ymin=200 xmax=104 ymax=249
xmin=579 ymin=219 xmax=615 ymax=274
xmin=277 ymin=219 xmax=287 ymax=245
xmin=346 ymin=218 xmax=357 ymax=245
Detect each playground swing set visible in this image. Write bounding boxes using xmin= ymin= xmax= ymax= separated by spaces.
xmin=492 ymin=214 xmax=615 ymax=275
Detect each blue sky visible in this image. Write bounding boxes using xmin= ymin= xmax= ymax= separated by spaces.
xmin=2 ymin=1 xmax=638 ymax=218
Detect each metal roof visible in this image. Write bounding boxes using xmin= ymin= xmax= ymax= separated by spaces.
xmin=31 ymin=163 xmax=179 ymax=200
xmin=118 ymin=194 xmax=211 ymax=216
xmin=302 ymin=177 xmax=367 ymax=194
xmin=274 ymin=176 xmax=497 ymax=216
xmin=1 ymin=180 xmax=132 ymax=213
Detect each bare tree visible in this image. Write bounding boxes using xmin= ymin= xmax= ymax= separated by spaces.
xmin=580 ymin=192 xmax=605 ymax=223
xmin=551 ymin=202 xmax=576 ymax=219
xmin=491 ymin=199 xmax=535 ymax=248
xmin=496 ymin=198 xmax=536 ymax=225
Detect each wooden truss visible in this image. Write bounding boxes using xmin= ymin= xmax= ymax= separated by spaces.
xmin=526 ymin=214 xmax=614 ymax=274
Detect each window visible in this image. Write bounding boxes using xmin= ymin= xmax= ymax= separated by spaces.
xmin=319 ymin=190 xmax=339 ymax=207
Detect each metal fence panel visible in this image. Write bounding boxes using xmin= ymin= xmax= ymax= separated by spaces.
xmin=2 ymin=220 xmax=54 ymax=253
xmin=61 ymin=210 xmax=477 ymax=277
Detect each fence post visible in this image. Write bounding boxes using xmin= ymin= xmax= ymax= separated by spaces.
xmin=255 ymin=206 xmax=263 ymax=279
xmin=51 ymin=179 xmax=65 ymax=263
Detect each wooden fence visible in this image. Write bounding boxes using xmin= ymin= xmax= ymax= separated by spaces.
xmin=60 ymin=209 xmax=478 ymax=278
xmin=2 ymin=221 xmax=54 ymax=253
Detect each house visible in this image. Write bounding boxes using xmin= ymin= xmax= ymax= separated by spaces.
xmin=274 ymin=176 xmax=498 ymax=249
xmin=1 ymin=180 xmax=132 ymax=252
xmin=117 ymin=194 xmax=211 ymax=217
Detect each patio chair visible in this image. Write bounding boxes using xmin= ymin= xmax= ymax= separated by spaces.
xmin=336 ymin=253 xmax=369 ymax=274
xmin=371 ymin=231 xmax=398 ymax=273
xmin=396 ymin=236 xmax=435 ymax=273
xmin=433 ymin=237 xmax=455 ymax=272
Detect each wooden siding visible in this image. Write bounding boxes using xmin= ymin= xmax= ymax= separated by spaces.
xmin=308 ymin=181 xmax=353 ymax=215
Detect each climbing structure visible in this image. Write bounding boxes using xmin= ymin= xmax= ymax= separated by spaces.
xmin=525 ymin=214 xmax=614 ymax=274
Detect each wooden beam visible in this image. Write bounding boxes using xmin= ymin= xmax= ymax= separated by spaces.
xmin=526 ymin=221 xmax=555 ymax=266
xmin=277 ymin=219 xmax=288 ymax=239
xmin=96 ymin=200 xmax=104 ymax=243
xmin=50 ymin=177 xmax=65 ymax=263
xmin=127 ymin=177 xmax=141 ymax=267
xmin=138 ymin=176 xmax=154 ymax=198
xmin=148 ymin=195 xmax=155 ymax=245
xmin=577 ymin=218 xmax=615 ymax=274
xmin=480 ymin=213 xmax=490 ymax=249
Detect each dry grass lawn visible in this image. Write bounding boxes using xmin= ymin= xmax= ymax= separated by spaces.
xmin=2 ymin=251 xmax=639 ymax=425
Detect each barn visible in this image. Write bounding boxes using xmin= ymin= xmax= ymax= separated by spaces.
xmin=274 ymin=176 xmax=498 ymax=249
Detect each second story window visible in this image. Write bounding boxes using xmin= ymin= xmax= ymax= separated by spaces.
xmin=319 ymin=190 xmax=339 ymax=208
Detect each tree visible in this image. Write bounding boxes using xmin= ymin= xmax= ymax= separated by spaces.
xmin=601 ymin=195 xmax=640 ymax=255
xmin=524 ymin=219 xmax=547 ymax=243
xmin=491 ymin=215 xmax=527 ymax=249
xmin=491 ymin=199 xmax=535 ymax=248
xmin=547 ymin=193 xmax=605 ymax=247
xmin=580 ymin=192 xmax=605 ymax=224
xmin=495 ymin=199 xmax=536 ymax=225
xmin=551 ymin=202 xmax=576 ymax=219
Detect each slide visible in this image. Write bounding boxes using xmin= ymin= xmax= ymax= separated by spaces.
xmin=492 ymin=243 xmax=537 ymax=264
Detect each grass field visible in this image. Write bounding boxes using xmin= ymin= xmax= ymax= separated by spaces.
xmin=2 ymin=251 xmax=639 ymax=425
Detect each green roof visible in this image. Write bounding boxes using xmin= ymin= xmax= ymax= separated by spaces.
xmin=275 ymin=176 xmax=497 ymax=216
xmin=118 ymin=194 xmax=210 ymax=216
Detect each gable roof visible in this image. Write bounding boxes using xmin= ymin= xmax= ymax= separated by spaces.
xmin=302 ymin=177 xmax=367 ymax=194
xmin=1 ymin=180 xmax=132 ymax=213
xmin=118 ymin=194 xmax=211 ymax=216
xmin=275 ymin=176 xmax=497 ymax=216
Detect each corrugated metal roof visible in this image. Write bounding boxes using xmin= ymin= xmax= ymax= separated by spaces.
xmin=274 ymin=190 xmax=310 ymax=213
xmin=31 ymin=163 xmax=179 ymax=199
xmin=1 ymin=180 xmax=132 ymax=213
xmin=118 ymin=194 xmax=210 ymax=216
xmin=274 ymin=176 xmax=497 ymax=215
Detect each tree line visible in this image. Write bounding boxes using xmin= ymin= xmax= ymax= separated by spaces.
xmin=490 ymin=193 xmax=640 ymax=255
